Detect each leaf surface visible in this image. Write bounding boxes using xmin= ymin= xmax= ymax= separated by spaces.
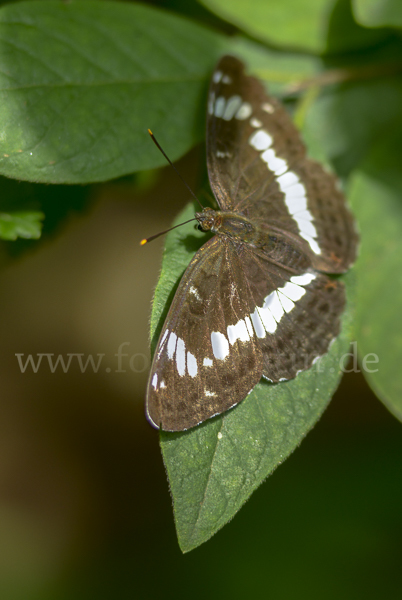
xmin=0 ymin=0 xmax=222 ymax=183
xmin=200 ymin=0 xmax=389 ymax=53
xmin=348 ymin=128 xmax=402 ymax=421
xmin=199 ymin=0 xmax=333 ymax=53
xmin=353 ymin=0 xmax=402 ymax=27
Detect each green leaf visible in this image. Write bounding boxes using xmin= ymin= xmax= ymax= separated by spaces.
xmin=199 ymin=0 xmax=333 ymax=53
xmin=348 ymin=129 xmax=402 ymax=422
xmin=150 ymin=203 xmax=355 ymax=552
xmin=0 ymin=0 xmax=223 ymax=184
xmin=303 ymin=75 xmax=402 ymax=177
xmin=326 ymin=0 xmax=391 ymax=53
xmin=0 ymin=210 xmax=44 ymax=240
xmin=199 ymin=0 xmax=389 ymax=54
xmin=228 ymin=36 xmax=322 ymax=95
xmin=353 ymin=0 xmax=402 ymax=28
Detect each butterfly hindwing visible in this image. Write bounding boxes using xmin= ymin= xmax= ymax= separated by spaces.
xmin=238 ymin=243 xmax=346 ymax=381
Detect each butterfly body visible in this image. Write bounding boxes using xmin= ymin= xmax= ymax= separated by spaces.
xmin=145 ymin=56 xmax=358 ymax=432
xmin=196 ymin=207 xmax=264 ymax=246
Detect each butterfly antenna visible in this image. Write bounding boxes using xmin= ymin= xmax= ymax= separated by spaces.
xmin=140 ymin=217 xmax=197 ymax=246
xmin=148 ymin=129 xmax=204 ymax=210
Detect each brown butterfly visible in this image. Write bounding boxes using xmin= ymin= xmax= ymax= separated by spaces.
xmin=145 ymin=56 xmax=358 ymax=432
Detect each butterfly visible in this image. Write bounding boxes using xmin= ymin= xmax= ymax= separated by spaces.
xmin=145 ymin=55 xmax=358 ymax=432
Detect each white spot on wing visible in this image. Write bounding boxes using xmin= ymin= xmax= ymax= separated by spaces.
xmin=264 ymin=291 xmax=284 ymax=322
xmin=160 ymin=329 xmax=169 ymax=346
xmin=250 ymin=309 xmax=266 ymax=338
xmin=152 ymin=373 xmax=158 ymax=389
xmin=284 ymin=183 xmax=306 ymax=198
xmin=251 ymin=284 xmax=300 ymax=332
xmin=189 ymin=285 xmax=202 ymax=301
xmin=157 ymin=329 xmax=170 ymax=358
xmin=214 ymin=96 xmax=226 ymax=118
xmin=295 ymin=209 xmax=314 ymax=220
xmin=250 ymin=117 xmax=262 ymax=128
xmin=245 ymin=316 xmax=254 ymax=338
xmin=203 ymin=357 xmax=213 ymax=367
xmin=290 ymin=273 xmax=316 ymax=286
xmin=262 ymin=102 xmax=274 ymax=113
xmin=208 ymin=91 xmax=215 ymax=115
xmin=294 ymin=216 xmax=317 ymax=237
xmin=235 ymin=102 xmax=252 ymax=120
xmin=222 ymin=95 xmax=242 ymax=120
xmin=300 ymin=232 xmax=321 ymax=254
xmin=216 ymin=150 xmax=232 ymax=158
xmin=187 ymin=352 xmax=197 ymax=377
xmin=222 ymin=74 xmax=232 ymax=84
xmin=257 ymin=306 xmax=277 ymax=333
xmin=167 ymin=332 xmax=177 ymax=359
xmin=213 ymin=70 xmax=222 ymax=83
xmin=276 ymin=171 xmax=299 ymax=189
xmin=279 ymin=282 xmax=306 ymax=302
xmin=261 ymin=148 xmax=288 ymax=175
xmin=277 ymin=291 xmax=295 ymax=313
xmin=176 ymin=337 xmax=186 ymax=376
xmin=160 ymin=380 xmax=166 ymax=389
xmin=211 ymin=331 xmax=229 ymax=360
xmin=249 ymin=130 xmax=273 ymax=151
xmin=205 ymin=389 xmax=216 ymax=397
xmin=285 ymin=195 xmax=308 ymax=214
xmin=227 ymin=319 xmax=250 ymax=345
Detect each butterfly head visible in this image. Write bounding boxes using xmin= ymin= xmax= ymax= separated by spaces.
xmin=195 ymin=207 xmax=222 ymax=233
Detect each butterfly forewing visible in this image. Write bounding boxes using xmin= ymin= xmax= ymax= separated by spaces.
xmin=207 ymin=56 xmax=358 ymax=273
xmin=146 ymin=237 xmax=264 ymax=431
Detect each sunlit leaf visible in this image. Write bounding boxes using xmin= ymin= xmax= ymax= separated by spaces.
xmin=200 ymin=0 xmax=388 ymax=53
xmin=0 ymin=0 xmax=223 ymax=184
xmin=199 ymin=0 xmax=332 ymax=53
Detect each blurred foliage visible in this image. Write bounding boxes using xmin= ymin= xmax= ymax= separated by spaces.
xmin=0 ymin=0 xmax=401 ymax=558
xmin=0 ymin=210 xmax=44 ymax=241
xmin=353 ymin=0 xmax=402 ymax=27
xmin=0 ymin=175 xmax=92 ymax=262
